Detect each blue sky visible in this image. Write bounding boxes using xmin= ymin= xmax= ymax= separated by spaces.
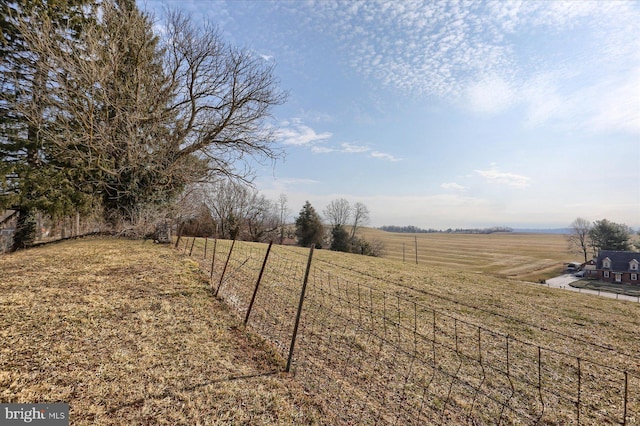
xmin=143 ymin=0 xmax=640 ymax=230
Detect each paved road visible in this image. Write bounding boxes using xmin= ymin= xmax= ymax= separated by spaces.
xmin=538 ymin=274 xmax=640 ymax=303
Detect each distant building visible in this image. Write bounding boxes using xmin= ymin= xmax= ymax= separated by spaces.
xmin=593 ymin=250 xmax=640 ymax=284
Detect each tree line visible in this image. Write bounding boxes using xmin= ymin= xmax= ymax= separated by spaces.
xmin=295 ymin=198 xmax=382 ymax=256
xmin=1 ymin=0 xmax=285 ymax=250
xmin=568 ymin=217 xmax=639 ymax=262
xmin=175 ymin=188 xmax=382 ymax=257
xmin=379 ymin=225 xmax=513 ymax=234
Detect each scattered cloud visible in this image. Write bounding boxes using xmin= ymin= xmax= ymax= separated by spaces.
xmin=370 ymin=151 xmax=402 ymax=162
xmin=341 ymin=143 xmax=370 ymax=153
xmin=258 ymin=53 xmax=274 ymax=61
xmin=441 ymin=182 xmax=466 ymax=191
xmin=465 ymin=74 xmax=515 ymax=114
xmin=292 ymin=1 xmax=640 ymax=132
xmin=278 ymin=127 xmax=402 ymax=162
xmin=275 ymin=121 xmax=331 ymax=146
xmin=475 ymin=167 xmax=531 ymax=188
xmin=311 ymin=146 xmax=335 ymax=154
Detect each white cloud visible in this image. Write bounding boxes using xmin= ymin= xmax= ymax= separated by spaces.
xmin=293 ymin=0 xmax=640 ymax=133
xmin=371 ymin=151 xmax=402 ymax=162
xmin=475 ymin=167 xmax=531 ymax=188
xmin=341 ymin=143 xmax=370 ymax=153
xmin=275 ymin=122 xmax=332 ymax=146
xmin=441 ymin=182 xmax=465 ymax=191
xmin=465 ymin=73 xmax=515 ymax=114
xmin=311 ymin=146 xmax=335 ymax=154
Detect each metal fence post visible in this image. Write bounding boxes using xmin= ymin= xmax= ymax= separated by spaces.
xmin=209 ymin=238 xmax=218 ymax=284
xmin=286 ymin=245 xmax=315 ymax=373
xmin=174 ymin=222 xmax=185 ymax=248
xmin=188 ymin=236 xmax=196 ymax=256
xmin=623 ymin=371 xmax=628 ymax=425
xmin=215 ymin=238 xmax=236 ymax=297
xmin=244 ymin=242 xmax=273 ymax=325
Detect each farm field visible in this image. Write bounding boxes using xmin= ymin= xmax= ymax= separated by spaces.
xmin=184 ymin=236 xmax=640 ymax=424
xmin=359 ymin=228 xmax=576 ymax=282
xmin=3 ymin=237 xmax=640 ymax=424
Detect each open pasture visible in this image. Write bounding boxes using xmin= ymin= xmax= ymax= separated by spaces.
xmin=3 ymin=237 xmax=640 ymax=424
xmin=359 ymin=229 xmax=575 ymax=281
xmin=185 ymin=236 xmax=640 ymax=424
xmin=0 ymin=239 xmax=322 ymax=425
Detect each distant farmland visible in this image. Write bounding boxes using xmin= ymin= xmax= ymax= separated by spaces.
xmin=359 ymin=229 xmax=574 ymax=282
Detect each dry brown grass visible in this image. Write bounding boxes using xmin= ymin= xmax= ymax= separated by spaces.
xmin=0 ymin=238 xmax=324 ymax=425
xmin=181 ymin=236 xmax=640 ymax=424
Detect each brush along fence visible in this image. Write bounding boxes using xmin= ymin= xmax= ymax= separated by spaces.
xmin=180 ymin=236 xmax=639 ymax=425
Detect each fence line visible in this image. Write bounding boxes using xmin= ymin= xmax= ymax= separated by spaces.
xmin=181 ymin=237 xmax=639 ymax=425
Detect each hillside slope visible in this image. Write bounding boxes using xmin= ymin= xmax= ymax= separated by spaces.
xmin=0 ymin=238 xmax=323 ymax=425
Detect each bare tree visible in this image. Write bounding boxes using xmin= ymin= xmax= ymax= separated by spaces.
xmin=200 ymin=180 xmax=278 ymax=241
xmin=202 ymin=180 xmax=245 ymax=239
xmin=567 ymin=217 xmax=592 ymax=263
xmin=243 ymin=192 xmax=279 ymax=242
xmin=162 ymin=9 xmax=287 ymax=183
xmin=7 ymin=1 xmax=286 ymax=236
xmin=323 ymin=198 xmax=351 ymax=227
xmin=277 ymin=193 xmax=289 ymax=244
xmin=350 ymin=202 xmax=370 ymax=240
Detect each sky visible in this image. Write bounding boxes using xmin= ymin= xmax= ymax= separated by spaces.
xmin=142 ymin=0 xmax=640 ymax=230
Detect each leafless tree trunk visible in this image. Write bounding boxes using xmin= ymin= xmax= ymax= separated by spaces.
xmin=567 ymin=217 xmax=592 ymax=263
xmin=278 ymin=193 xmax=289 ymax=244
xmin=350 ymin=202 xmax=370 ymax=240
xmin=323 ymin=198 xmax=351 ymax=227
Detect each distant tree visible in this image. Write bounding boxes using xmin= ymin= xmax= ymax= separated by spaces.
xmin=350 ymin=202 xmax=370 ymax=240
xmin=243 ymin=192 xmax=279 ymax=242
xmin=277 ymin=193 xmax=289 ymax=244
xmin=199 ymin=180 xmax=278 ymax=241
xmin=351 ymin=235 xmax=385 ymax=257
xmin=567 ymin=217 xmax=592 ymax=262
xmin=589 ymin=219 xmax=631 ymax=253
xmin=323 ymin=198 xmax=351 ymax=227
xmin=330 ymin=224 xmax=350 ymax=252
xmin=295 ymin=201 xmax=323 ymax=248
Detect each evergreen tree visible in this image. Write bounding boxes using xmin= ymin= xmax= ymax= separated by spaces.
xmin=2 ymin=0 xmax=286 ymax=248
xmin=295 ymin=201 xmax=323 ymax=248
xmin=589 ymin=219 xmax=631 ymax=253
xmin=330 ymin=224 xmax=350 ymax=252
xmin=0 ymin=0 xmax=95 ymax=249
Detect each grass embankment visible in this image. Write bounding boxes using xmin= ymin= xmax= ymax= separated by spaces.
xmin=572 ymin=279 xmax=640 ymax=297
xmin=360 ymin=229 xmax=575 ymax=282
xmin=0 ymin=238 xmax=323 ymax=425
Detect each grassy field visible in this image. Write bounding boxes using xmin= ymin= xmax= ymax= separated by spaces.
xmin=3 ymin=236 xmax=640 ymax=424
xmin=359 ymin=228 xmax=576 ymax=282
xmin=0 ymin=238 xmax=324 ymax=425
xmin=183 ymin=236 xmax=640 ymax=424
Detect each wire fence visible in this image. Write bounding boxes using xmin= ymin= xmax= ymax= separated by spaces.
xmin=180 ymin=236 xmax=640 ymax=425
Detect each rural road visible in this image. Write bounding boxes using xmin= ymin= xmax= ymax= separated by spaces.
xmin=540 ymin=274 xmax=640 ymax=303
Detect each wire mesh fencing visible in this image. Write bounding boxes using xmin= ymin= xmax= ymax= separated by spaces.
xmin=180 ymin=237 xmax=640 ymax=425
